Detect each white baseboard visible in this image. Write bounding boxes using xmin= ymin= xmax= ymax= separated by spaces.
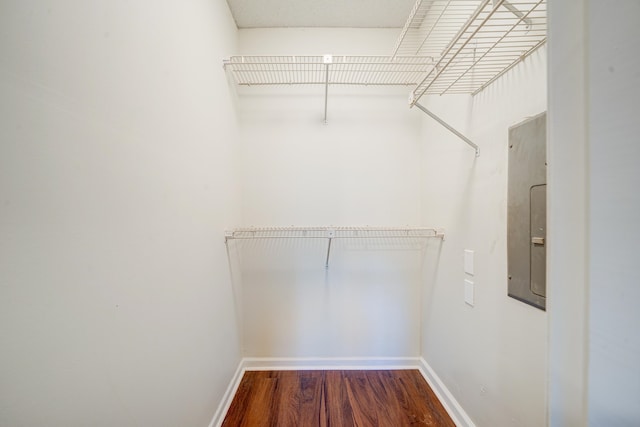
xmin=208 ymin=360 xmax=246 ymax=427
xmin=418 ymin=357 xmax=475 ymax=427
xmin=242 ymin=356 xmax=422 ymax=371
xmin=209 ymin=356 xmax=473 ymax=427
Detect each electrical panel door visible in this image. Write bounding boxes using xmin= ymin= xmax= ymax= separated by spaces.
xmin=508 ymin=113 xmax=546 ymax=310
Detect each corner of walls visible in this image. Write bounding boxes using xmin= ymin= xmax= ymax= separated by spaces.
xmin=208 ymin=359 xmax=246 ymax=427
xmin=418 ymin=48 xmax=548 ymax=427
xmin=418 ymin=357 xmax=476 ymax=427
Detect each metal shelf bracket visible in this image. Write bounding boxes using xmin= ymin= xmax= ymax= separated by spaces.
xmin=413 ymin=101 xmax=480 ymax=157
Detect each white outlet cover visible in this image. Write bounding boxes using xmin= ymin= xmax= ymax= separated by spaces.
xmin=464 ymin=249 xmax=474 ymax=275
xmin=465 ymin=279 xmax=474 ymax=306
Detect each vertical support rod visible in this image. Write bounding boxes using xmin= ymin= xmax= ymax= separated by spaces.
xmin=323 ymin=64 xmax=329 ymax=124
xmin=414 ymin=102 xmax=480 ymax=156
xmin=325 ymin=237 xmax=333 ymax=269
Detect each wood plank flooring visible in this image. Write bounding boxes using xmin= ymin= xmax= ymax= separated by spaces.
xmin=222 ymin=370 xmax=456 ymax=427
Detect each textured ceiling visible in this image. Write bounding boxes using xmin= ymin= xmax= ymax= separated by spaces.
xmin=226 ymin=0 xmax=416 ymax=28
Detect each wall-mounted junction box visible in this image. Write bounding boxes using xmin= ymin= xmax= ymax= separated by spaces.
xmin=508 ymin=112 xmax=547 ymax=310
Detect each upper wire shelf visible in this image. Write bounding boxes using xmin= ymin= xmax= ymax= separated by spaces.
xmin=223 ymin=56 xmax=436 ymax=86
xmin=398 ymin=0 xmax=547 ymax=103
xmin=221 ymin=0 xmax=546 ymax=150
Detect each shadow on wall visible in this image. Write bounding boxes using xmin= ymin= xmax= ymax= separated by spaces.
xmin=224 ymin=237 xmax=436 ymax=358
xmin=420 ymin=238 xmax=444 ymax=331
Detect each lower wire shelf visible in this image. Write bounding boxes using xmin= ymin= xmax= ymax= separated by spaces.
xmin=224 ymin=226 xmax=445 ymax=269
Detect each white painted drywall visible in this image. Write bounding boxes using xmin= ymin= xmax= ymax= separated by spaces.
xmin=586 ymin=2 xmax=640 ymax=425
xmin=233 ymin=28 xmax=425 ymax=358
xmin=0 ymin=1 xmax=241 ymax=426
xmin=419 ymin=48 xmax=548 ymax=426
xmin=548 ymin=2 xmax=640 ymax=425
xmin=547 ymin=1 xmax=589 ymax=425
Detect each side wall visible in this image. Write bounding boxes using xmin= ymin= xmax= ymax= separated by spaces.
xmin=0 ymin=1 xmax=241 ymax=426
xmin=547 ymin=1 xmax=589 ymax=424
xmin=548 ymin=1 xmax=640 ymax=425
xmin=419 ymin=48 xmax=548 ymax=426
xmin=586 ymin=2 xmax=640 ymax=425
xmin=234 ymin=29 xmax=425 ymax=358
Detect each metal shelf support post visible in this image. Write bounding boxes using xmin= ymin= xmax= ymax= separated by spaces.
xmin=325 ymin=229 xmax=335 ymax=269
xmin=323 ymin=55 xmax=332 ymax=124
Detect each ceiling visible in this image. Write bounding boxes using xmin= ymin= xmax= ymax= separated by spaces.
xmin=226 ymin=0 xmax=416 ymax=28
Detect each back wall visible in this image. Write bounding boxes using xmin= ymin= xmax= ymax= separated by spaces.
xmin=233 ymin=28 xmax=426 ymax=358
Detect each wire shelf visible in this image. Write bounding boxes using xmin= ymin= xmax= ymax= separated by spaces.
xmin=223 ymin=56 xmax=436 ymax=86
xmin=395 ymin=0 xmax=547 ymax=102
xmin=221 ymin=0 xmax=546 ymax=132
xmin=225 ymin=226 xmax=444 ymax=269
xmin=225 ymin=226 xmax=444 ymax=240
xmin=223 ymin=1 xmax=546 ymax=98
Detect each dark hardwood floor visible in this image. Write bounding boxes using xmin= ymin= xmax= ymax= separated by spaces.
xmin=222 ymin=370 xmax=456 ymax=426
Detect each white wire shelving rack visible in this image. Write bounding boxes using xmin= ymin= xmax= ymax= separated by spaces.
xmin=395 ymin=0 xmax=546 ymax=156
xmin=223 ymin=55 xmax=436 ymax=123
xmin=398 ymin=0 xmax=547 ymax=104
xmin=223 ymin=55 xmax=436 ymax=87
xmin=222 ymin=0 xmax=546 ymax=155
xmin=223 ymin=1 xmax=546 ymax=99
xmin=224 ymin=226 xmax=445 ymax=269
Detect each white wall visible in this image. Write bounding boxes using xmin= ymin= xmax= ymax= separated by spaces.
xmin=547 ymin=1 xmax=589 ymax=425
xmin=233 ymin=28 xmax=425 ymax=358
xmin=586 ymin=2 xmax=640 ymax=425
xmin=548 ymin=2 xmax=640 ymax=425
xmin=9 ymin=3 xmax=638 ymax=425
xmin=0 ymin=1 xmax=241 ymax=426
xmin=419 ymin=48 xmax=548 ymax=426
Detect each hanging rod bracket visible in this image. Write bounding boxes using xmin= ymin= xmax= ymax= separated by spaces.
xmin=413 ymin=101 xmax=480 ymax=157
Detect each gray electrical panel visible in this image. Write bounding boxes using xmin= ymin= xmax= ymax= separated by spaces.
xmin=508 ymin=113 xmax=546 ymax=310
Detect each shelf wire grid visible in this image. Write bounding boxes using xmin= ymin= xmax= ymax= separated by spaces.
xmin=223 ymin=56 xmax=437 ymax=86
xmin=394 ymin=0 xmax=546 ymax=102
xmin=225 ymin=226 xmax=444 ymax=240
